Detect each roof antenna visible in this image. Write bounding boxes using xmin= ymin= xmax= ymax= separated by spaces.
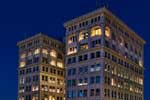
xmin=96 ymin=0 xmax=109 ymax=9
xmin=24 ymin=33 xmax=30 ymax=39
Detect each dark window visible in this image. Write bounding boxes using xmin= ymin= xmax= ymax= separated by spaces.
xmin=90 ymin=77 xmax=95 ymax=84
xmin=96 ymin=76 xmax=101 ymax=83
xmin=91 ymin=53 xmax=95 ymax=59
xmin=79 ymin=56 xmax=83 ymax=62
xmin=96 ymin=51 xmax=100 ymax=58
xmin=96 ymin=89 xmax=100 ymax=96
xmin=83 ymin=54 xmax=88 ymax=60
xmin=90 ymin=89 xmax=95 ymax=96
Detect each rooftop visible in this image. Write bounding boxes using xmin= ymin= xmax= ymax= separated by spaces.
xmin=64 ymin=7 xmax=145 ymax=44
xmin=17 ymin=33 xmax=63 ymax=46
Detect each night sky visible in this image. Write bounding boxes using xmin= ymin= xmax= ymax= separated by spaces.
xmin=0 ymin=0 xmax=149 ymax=100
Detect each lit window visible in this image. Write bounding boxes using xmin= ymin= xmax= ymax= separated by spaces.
xmin=20 ymin=53 xmax=26 ymax=59
xmin=79 ymin=31 xmax=88 ymax=41
xmin=90 ymin=65 xmax=95 ymax=72
xmin=95 ymin=64 xmax=101 ymax=71
xmin=42 ymin=49 xmax=48 ymax=55
xmin=19 ymin=77 xmax=25 ymax=84
xmin=20 ymin=62 xmax=25 ymax=68
xmin=32 ymin=96 xmax=38 ymax=100
xmin=57 ymin=88 xmax=60 ymax=93
xmin=44 ymin=98 xmax=48 ymax=100
xmin=80 ymin=43 xmax=88 ymax=50
xmin=50 ymin=50 xmax=57 ymax=58
xmin=32 ymin=86 xmax=39 ymax=92
xmin=19 ymin=87 xmax=25 ymax=93
xmin=139 ymin=60 xmax=143 ymax=67
xmin=57 ymin=62 xmax=63 ymax=68
xmin=68 ymin=35 xmax=77 ymax=44
xmin=49 ymin=96 xmax=55 ymax=100
xmin=67 ymin=47 xmax=77 ymax=55
xmin=130 ymin=86 xmax=133 ymax=92
xmin=34 ymin=48 xmax=40 ymax=55
xmin=105 ymin=27 xmax=111 ymax=37
xmin=19 ymin=97 xmax=24 ymax=100
xmin=111 ymin=78 xmax=115 ymax=86
xmin=91 ymin=26 xmax=102 ymax=37
xmin=139 ymin=78 xmax=143 ymax=85
xmin=50 ymin=60 xmax=56 ymax=66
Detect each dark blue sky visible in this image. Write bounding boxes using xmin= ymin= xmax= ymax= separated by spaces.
xmin=0 ymin=0 xmax=149 ymax=100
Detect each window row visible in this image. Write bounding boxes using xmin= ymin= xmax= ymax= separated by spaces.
xmin=67 ymin=63 xmax=101 ymax=76
xmin=67 ymin=15 xmax=101 ymax=32
xmin=41 ymin=85 xmax=64 ymax=94
xmin=41 ymin=75 xmax=64 ymax=85
xmin=42 ymin=66 xmax=64 ymax=76
xmin=20 ymin=49 xmax=61 ymax=59
xmin=104 ymin=88 xmax=143 ymax=100
xmin=19 ymin=85 xmax=39 ymax=93
xmin=19 ymin=66 xmax=39 ymax=75
xmin=67 ymin=76 xmax=101 ymax=87
xmin=105 ymin=51 xmax=143 ymax=75
xmin=42 ymin=57 xmax=63 ymax=68
xmin=68 ymin=26 xmax=111 ymax=44
xmin=67 ymin=88 xmax=100 ymax=98
xmin=67 ymin=51 xmax=101 ymax=64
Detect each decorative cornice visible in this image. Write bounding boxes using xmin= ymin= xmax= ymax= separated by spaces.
xmin=64 ymin=7 xmax=146 ymax=44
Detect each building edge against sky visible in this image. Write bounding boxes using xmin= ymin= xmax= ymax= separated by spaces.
xmin=64 ymin=7 xmax=145 ymax=100
xmin=17 ymin=7 xmax=145 ymax=100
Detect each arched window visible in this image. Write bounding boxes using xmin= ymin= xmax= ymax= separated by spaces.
xmin=50 ymin=50 xmax=57 ymax=58
xmin=20 ymin=53 xmax=26 ymax=59
xmin=42 ymin=49 xmax=48 ymax=55
xmin=20 ymin=61 xmax=26 ymax=68
xmin=105 ymin=26 xmax=111 ymax=37
xmin=79 ymin=31 xmax=88 ymax=41
xmin=91 ymin=26 xmax=102 ymax=37
xmin=34 ymin=48 xmax=40 ymax=55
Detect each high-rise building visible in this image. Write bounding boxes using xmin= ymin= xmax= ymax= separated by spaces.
xmin=17 ymin=33 xmax=65 ymax=100
xmin=64 ymin=7 xmax=145 ymax=100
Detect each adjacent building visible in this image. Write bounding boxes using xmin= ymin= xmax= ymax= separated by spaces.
xmin=17 ymin=33 xmax=65 ymax=100
xmin=64 ymin=7 xmax=145 ymax=100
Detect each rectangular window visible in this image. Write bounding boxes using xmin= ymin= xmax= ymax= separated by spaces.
xmin=90 ymin=65 xmax=95 ymax=72
xmin=83 ymin=54 xmax=88 ymax=60
xmin=90 ymin=89 xmax=95 ymax=96
xmin=96 ymin=76 xmax=101 ymax=83
xmin=96 ymin=89 xmax=100 ymax=96
xmin=91 ymin=53 xmax=95 ymax=59
xmin=96 ymin=51 xmax=101 ymax=58
xmin=79 ymin=56 xmax=83 ymax=62
xmin=90 ymin=77 xmax=95 ymax=84
xmin=80 ymin=43 xmax=88 ymax=50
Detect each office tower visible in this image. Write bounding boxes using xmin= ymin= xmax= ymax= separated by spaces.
xmin=64 ymin=7 xmax=145 ymax=100
xmin=17 ymin=33 xmax=65 ymax=100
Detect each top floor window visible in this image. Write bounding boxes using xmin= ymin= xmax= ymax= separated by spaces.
xmin=79 ymin=31 xmax=88 ymax=41
xmin=50 ymin=50 xmax=57 ymax=58
xmin=105 ymin=26 xmax=111 ymax=37
xmin=42 ymin=49 xmax=48 ymax=55
xmin=68 ymin=35 xmax=77 ymax=44
xmin=34 ymin=48 xmax=40 ymax=55
xmin=91 ymin=26 xmax=102 ymax=37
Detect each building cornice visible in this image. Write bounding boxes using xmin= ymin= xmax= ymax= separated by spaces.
xmin=64 ymin=7 xmax=146 ymax=44
xmin=17 ymin=33 xmax=63 ymax=46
